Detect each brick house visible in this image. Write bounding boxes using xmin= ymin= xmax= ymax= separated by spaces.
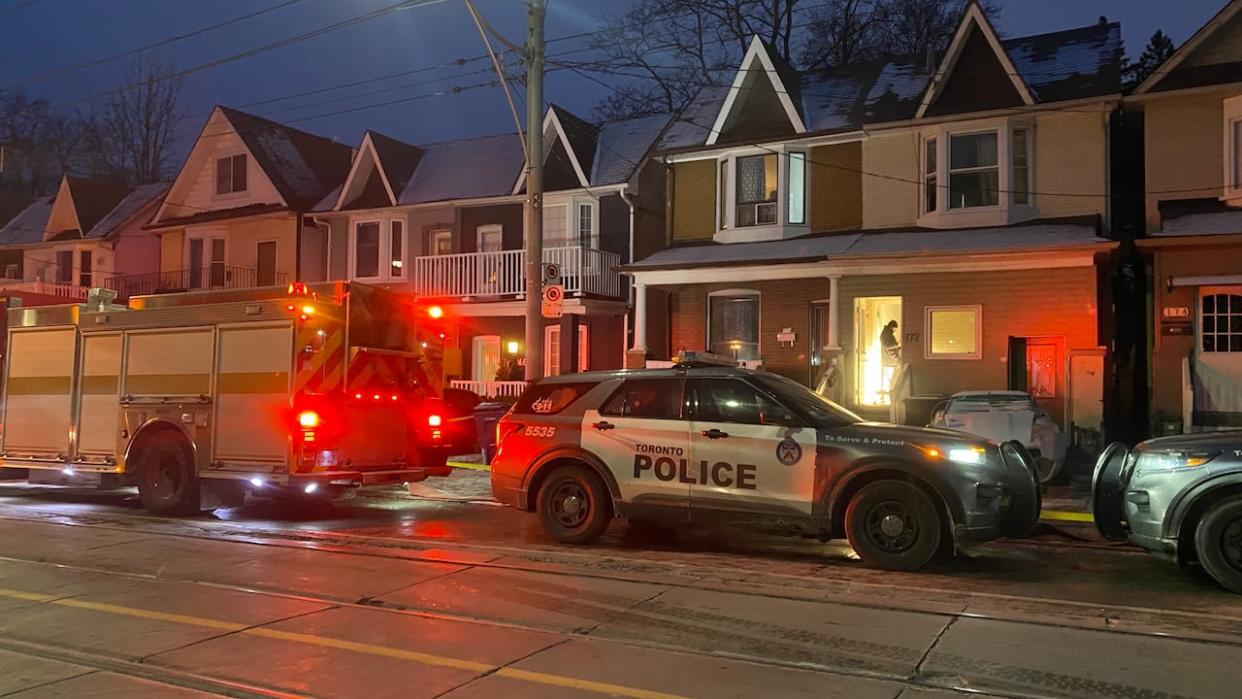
xmin=626 ymin=3 xmax=1121 ymax=434
xmin=308 ymin=106 xmax=671 ymax=397
xmin=1131 ymin=0 xmax=1242 ymax=432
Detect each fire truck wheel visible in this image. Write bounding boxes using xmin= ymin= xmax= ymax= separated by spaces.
xmin=136 ymin=432 xmax=201 ymax=516
xmin=844 ymin=480 xmax=942 ymax=571
xmin=536 ymin=464 xmax=612 ymax=544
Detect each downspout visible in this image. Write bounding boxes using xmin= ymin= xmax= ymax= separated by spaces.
xmin=307 ymin=215 xmax=328 ymax=281
xmin=295 ymin=213 xmax=304 ymax=281
xmin=621 ymin=186 xmax=637 ymax=363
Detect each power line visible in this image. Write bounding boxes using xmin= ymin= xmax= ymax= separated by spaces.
xmin=5 ymin=0 xmax=311 ymax=90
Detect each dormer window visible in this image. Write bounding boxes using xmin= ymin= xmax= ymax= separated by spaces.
xmin=715 ymin=147 xmax=808 ymax=241
xmin=920 ymin=119 xmax=1034 ymax=227
xmin=216 ymin=154 xmax=247 ymax=195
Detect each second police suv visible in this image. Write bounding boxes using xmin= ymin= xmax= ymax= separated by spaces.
xmin=490 ymin=354 xmax=1042 ymax=571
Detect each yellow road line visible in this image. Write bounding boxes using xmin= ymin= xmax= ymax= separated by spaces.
xmin=447 ymin=460 xmax=490 ymax=472
xmin=1041 ymin=510 xmax=1094 ymax=523
xmin=0 ymin=587 xmax=686 ymax=699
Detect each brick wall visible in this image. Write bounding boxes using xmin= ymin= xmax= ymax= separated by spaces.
xmin=671 ymin=160 xmax=716 ymax=242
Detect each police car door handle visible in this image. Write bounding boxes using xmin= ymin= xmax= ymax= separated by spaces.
xmin=593 ymin=420 xmax=615 ymax=431
xmin=701 ymin=428 xmax=729 ymax=439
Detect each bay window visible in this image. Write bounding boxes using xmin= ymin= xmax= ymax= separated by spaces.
xmin=1012 ymin=129 xmax=1030 ymax=205
xmin=949 ymin=132 xmax=998 ymax=209
xmin=708 ymin=290 xmax=760 ymax=361
xmin=924 ymin=138 xmax=938 ymax=213
xmin=736 ymin=154 xmax=778 ymax=226
xmin=1224 ymin=95 xmax=1242 ymax=201
xmin=351 ymin=217 xmax=406 ymax=281
xmin=541 ymin=199 xmax=597 ymax=248
xmin=787 ymin=152 xmax=806 ymax=225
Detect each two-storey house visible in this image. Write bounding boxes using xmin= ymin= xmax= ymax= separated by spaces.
xmin=0 ymin=175 xmax=166 ymax=303
xmin=626 ymin=2 xmax=1121 ymax=433
xmin=147 ymin=107 xmax=353 ymax=294
xmin=309 ymin=105 xmax=670 ymax=397
xmin=1133 ymin=0 xmax=1242 ymax=432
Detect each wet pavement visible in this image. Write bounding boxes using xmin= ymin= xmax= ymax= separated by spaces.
xmin=0 ymin=473 xmax=1239 ymax=698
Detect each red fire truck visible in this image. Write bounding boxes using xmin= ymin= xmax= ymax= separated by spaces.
xmin=0 ymin=282 xmax=472 ymax=514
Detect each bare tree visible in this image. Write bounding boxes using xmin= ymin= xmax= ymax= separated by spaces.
xmin=86 ymin=59 xmax=182 ymax=184
xmin=799 ymin=0 xmax=888 ymax=70
xmin=579 ymin=0 xmax=805 ymax=120
xmin=0 ymin=92 xmax=58 ymax=197
xmin=878 ymin=0 xmax=1000 ymax=60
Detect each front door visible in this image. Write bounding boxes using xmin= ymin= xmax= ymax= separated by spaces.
xmin=854 ymin=296 xmax=902 ymax=407
xmin=685 ymin=377 xmax=816 ymax=517
xmin=1195 ymin=287 xmax=1242 ymax=424
xmin=581 ymin=377 xmax=690 ymax=511
xmin=472 ymin=335 xmax=501 ymax=382
xmin=1008 ymin=336 xmax=1064 ymax=426
xmin=256 ymin=241 xmax=277 ymax=287
xmin=189 ymin=236 xmax=226 ymax=289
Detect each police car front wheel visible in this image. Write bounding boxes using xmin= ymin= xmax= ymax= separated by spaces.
xmin=537 ymin=464 xmax=612 ymax=544
xmin=845 ymin=480 xmax=943 ymax=571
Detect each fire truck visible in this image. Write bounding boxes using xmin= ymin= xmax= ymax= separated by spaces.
xmin=0 ymin=282 xmax=468 ymax=514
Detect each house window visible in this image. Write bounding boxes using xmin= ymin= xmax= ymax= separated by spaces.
xmin=735 ymin=154 xmax=778 ymax=227
xmin=354 ymin=221 xmax=381 ymax=279
xmin=578 ymin=203 xmax=594 ymax=246
xmin=389 ymin=220 xmax=404 ymax=278
xmin=924 ymin=137 xmax=938 ymax=213
xmin=430 ymin=229 xmax=452 ymax=255
xmin=949 ymin=132 xmax=998 ymax=209
xmin=545 ymin=324 xmax=590 ymax=376
xmin=718 ymin=160 xmax=729 ymax=229
xmin=4 ymin=264 xmax=17 ymax=279
xmin=787 ymin=152 xmax=806 ymax=225
xmin=55 ymin=250 xmax=73 ymax=284
xmin=476 ymin=224 xmax=503 ymax=252
xmin=78 ymin=250 xmax=92 ymax=288
xmin=1201 ymin=292 xmax=1242 ymax=353
xmin=925 ymin=306 xmax=982 ymax=360
xmin=1232 ymin=120 xmax=1242 ymax=191
xmin=1012 ymin=129 xmax=1030 ymax=205
xmin=543 ymin=205 xmax=568 ymax=247
xmin=708 ymin=290 xmax=759 ymax=361
xmin=215 ymin=154 xmax=247 ymax=195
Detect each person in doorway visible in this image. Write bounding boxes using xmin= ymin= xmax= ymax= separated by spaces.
xmin=880 ymin=320 xmax=902 ymax=364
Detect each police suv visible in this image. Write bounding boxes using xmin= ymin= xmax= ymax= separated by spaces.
xmin=490 ymin=357 xmax=1041 ymax=570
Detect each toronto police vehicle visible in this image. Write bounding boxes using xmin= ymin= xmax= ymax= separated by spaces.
xmin=1094 ymin=432 xmax=1242 ymax=593
xmin=490 ymin=356 xmax=1041 ymax=571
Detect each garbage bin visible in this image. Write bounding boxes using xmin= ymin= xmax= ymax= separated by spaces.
xmin=473 ymin=402 xmax=511 ymax=465
xmin=903 ymin=394 xmax=948 ymax=427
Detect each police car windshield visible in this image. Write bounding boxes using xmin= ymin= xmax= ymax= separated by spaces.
xmin=750 ymin=373 xmax=862 ymax=427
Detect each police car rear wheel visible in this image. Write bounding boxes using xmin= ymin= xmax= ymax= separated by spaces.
xmin=537 ymin=465 xmax=611 ymax=544
xmin=845 ymin=480 xmax=942 ymax=571
xmin=1193 ymin=495 xmax=1242 ymax=594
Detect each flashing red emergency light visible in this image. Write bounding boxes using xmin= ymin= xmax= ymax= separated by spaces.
xmin=427 ymin=305 xmax=444 ymax=319
xmin=288 ymin=282 xmax=312 ymax=296
xmin=427 ymin=414 xmax=443 ymax=427
xmin=297 ymin=410 xmax=320 ymax=429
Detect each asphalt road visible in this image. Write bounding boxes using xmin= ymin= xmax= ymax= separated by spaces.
xmin=0 ymin=473 xmax=1239 ymax=699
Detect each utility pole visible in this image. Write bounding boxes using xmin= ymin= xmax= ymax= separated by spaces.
xmin=523 ymin=0 xmax=546 ymax=381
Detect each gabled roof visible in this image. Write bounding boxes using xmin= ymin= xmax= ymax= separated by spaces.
xmin=368 ymin=130 xmax=423 ymax=198
xmin=62 ymin=177 xmax=132 ymax=237
xmin=217 ymin=107 xmax=354 ymax=210
xmin=330 ymin=130 xmax=424 ymax=211
xmin=551 ymin=105 xmax=599 ymax=183
xmin=1134 ymin=0 xmax=1242 ymax=94
xmin=85 ymin=183 xmax=168 ymax=239
xmin=657 ymin=17 xmax=1121 ymax=153
xmin=0 ymin=178 xmax=166 ymax=247
xmin=0 ymin=196 xmax=55 ymax=246
xmin=917 ymin=1 xmax=1034 ymax=118
xmin=707 ymin=36 xmax=807 ymax=145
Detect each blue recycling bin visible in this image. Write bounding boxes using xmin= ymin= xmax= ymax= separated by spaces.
xmin=473 ymin=402 xmax=511 ymax=465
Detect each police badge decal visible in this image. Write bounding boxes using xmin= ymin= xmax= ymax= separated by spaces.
xmin=776 ymin=436 xmax=802 ymax=465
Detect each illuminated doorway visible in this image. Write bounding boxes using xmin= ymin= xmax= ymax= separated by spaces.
xmin=855 ymin=296 xmax=902 ymax=406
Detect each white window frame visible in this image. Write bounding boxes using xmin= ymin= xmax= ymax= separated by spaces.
xmin=476 ymin=223 xmax=503 ymax=252
xmin=544 ymin=324 xmax=590 ymax=376
xmin=4 ymin=264 xmax=17 ymax=280
xmin=946 ymin=130 xmax=1001 ymax=211
xmin=1224 ymin=96 xmax=1242 ymax=202
xmin=472 ymin=335 xmax=502 ymax=382
xmin=541 ymin=196 xmax=599 ymax=249
xmin=714 ymin=146 xmax=809 ymax=242
xmin=924 ymin=305 xmax=983 ymax=360
xmin=919 ymin=118 xmax=1035 ymax=228
xmin=707 ymin=288 xmax=761 ymax=361
xmin=430 ymin=229 xmax=452 ymax=256
xmin=349 ymin=215 xmax=407 ymax=282
xmin=214 ymin=153 xmax=248 ymax=198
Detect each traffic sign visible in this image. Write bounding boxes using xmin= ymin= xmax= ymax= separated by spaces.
xmin=544 ymin=262 xmax=560 ymax=282
xmin=542 ymin=284 xmax=564 ymax=318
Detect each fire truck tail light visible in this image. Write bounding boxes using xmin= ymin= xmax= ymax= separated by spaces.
xmin=427 ymin=414 xmax=442 ymax=427
xmin=428 ymin=305 xmax=444 ymax=319
xmin=298 ymin=411 xmax=320 ymax=428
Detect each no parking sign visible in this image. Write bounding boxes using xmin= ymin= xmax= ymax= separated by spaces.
xmin=542 ymin=284 xmax=564 ymax=318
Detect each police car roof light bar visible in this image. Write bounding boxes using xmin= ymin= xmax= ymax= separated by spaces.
xmin=674 ymin=351 xmax=740 ymax=369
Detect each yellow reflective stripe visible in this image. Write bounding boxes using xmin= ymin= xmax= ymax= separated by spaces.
xmin=218 ymin=372 xmax=290 ymax=394
xmin=126 ymin=374 xmax=211 ymax=395
xmin=294 ymin=328 xmax=344 ymax=393
xmin=5 ymin=376 xmax=72 ymax=395
xmin=80 ymin=375 xmax=119 ymax=395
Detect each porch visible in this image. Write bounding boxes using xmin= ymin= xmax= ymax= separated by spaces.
xmin=0 ymin=266 xmax=289 ymax=303
xmin=412 ymin=246 xmax=623 ymax=300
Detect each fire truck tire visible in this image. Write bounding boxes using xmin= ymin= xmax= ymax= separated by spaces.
xmin=536 ymin=464 xmax=612 ymax=544
xmin=1193 ymin=494 xmax=1242 ymax=595
xmin=135 ymin=432 xmax=201 ymax=516
xmin=844 ymin=480 xmax=942 ymax=571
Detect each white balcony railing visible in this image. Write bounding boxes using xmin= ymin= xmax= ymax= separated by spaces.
xmin=413 ymin=246 xmax=623 ymax=299
xmin=450 ymin=380 xmax=529 ymax=399
xmin=0 ymin=279 xmax=91 ymax=300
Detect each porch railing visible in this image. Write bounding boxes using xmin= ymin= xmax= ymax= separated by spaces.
xmin=449 ymin=380 xmax=529 ymax=399
xmin=104 ymin=266 xmax=291 ymax=298
xmin=0 ymin=279 xmax=92 ymax=300
xmin=413 ymin=246 xmax=622 ymax=299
